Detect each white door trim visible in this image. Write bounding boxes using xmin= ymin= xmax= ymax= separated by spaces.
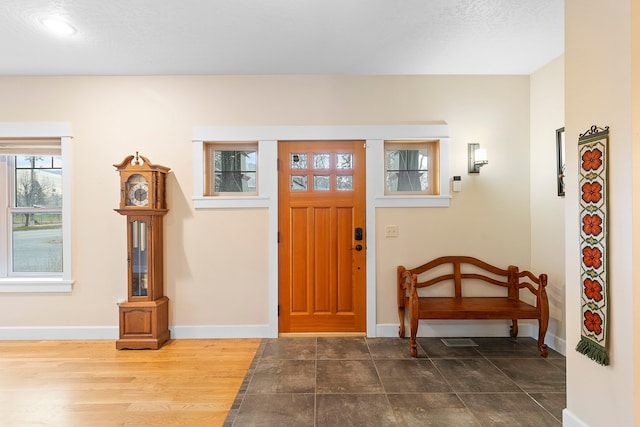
xmin=192 ymin=124 xmax=451 ymax=337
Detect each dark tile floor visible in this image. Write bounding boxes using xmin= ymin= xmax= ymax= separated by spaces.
xmin=224 ymin=336 xmax=565 ymax=427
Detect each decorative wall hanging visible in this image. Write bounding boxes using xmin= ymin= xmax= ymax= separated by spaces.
xmin=576 ymin=125 xmax=609 ymax=365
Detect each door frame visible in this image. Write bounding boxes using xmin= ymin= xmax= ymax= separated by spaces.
xmin=192 ymin=124 xmax=451 ymax=338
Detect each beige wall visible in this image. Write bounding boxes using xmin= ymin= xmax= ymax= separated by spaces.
xmin=1 ymin=75 xmax=542 ymax=340
xmin=530 ymin=56 xmax=566 ymax=349
xmin=565 ymin=0 xmax=636 ymax=425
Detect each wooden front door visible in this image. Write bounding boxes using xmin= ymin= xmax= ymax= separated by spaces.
xmin=278 ymin=140 xmax=366 ymax=333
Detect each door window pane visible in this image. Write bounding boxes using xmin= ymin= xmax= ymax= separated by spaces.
xmin=291 ymin=175 xmax=307 ymax=191
xmin=313 ymin=153 xmax=330 ymax=169
xmin=336 ymin=175 xmax=353 ymax=191
xmin=290 ymin=153 xmax=308 ymax=169
xmin=336 ymin=153 xmax=353 ymax=169
xmin=314 ymin=175 xmax=330 ymax=191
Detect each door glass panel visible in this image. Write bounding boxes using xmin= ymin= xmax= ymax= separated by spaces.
xmin=314 ymin=175 xmax=330 ymax=191
xmin=131 ymin=220 xmax=149 ymax=297
xmin=336 ymin=175 xmax=353 ymax=191
xmin=290 ymin=153 xmax=308 ymax=169
xmin=313 ymin=153 xmax=330 ymax=169
xmin=290 ymin=175 xmax=307 ymax=191
xmin=336 ymin=153 xmax=353 ymax=169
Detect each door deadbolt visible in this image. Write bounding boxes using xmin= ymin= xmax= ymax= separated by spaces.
xmin=355 ymin=227 xmax=363 ymax=241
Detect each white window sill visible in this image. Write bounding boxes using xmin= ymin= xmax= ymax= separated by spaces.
xmin=0 ymin=278 xmax=74 ymax=293
xmin=193 ymin=196 xmax=271 ymax=209
xmin=373 ymin=195 xmax=451 ymax=208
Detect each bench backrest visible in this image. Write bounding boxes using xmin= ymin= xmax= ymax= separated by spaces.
xmin=398 ymin=256 xmax=547 ymax=300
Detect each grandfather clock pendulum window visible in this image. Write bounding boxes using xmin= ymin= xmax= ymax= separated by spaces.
xmin=131 ymin=219 xmax=148 ymax=297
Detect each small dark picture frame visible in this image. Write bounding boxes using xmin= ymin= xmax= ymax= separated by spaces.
xmin=556 ymin=127 xmax=565 ymax=196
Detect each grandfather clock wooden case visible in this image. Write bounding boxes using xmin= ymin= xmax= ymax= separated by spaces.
xmin=114 ymin=153 xmax=170 ymax=350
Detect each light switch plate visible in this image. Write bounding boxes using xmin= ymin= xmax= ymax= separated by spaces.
xmin=385 ymin=225 xmax=398 ymax=238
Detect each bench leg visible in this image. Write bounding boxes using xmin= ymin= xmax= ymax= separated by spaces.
xmin=510 ymin=319 xmax=518 ymax=338
xmin=409 ymin=298 xmax=418 ymax=357
xmin=398 ymin=306 xmax=405 ymax=338
xmin=409 ymin=327 xmax=417 ymax=358
xmin=538 ymin=317 xmax=549 ymax=358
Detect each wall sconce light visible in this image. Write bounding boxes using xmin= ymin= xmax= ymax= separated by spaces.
xmin=468 ymin=143 xmax=488 ymax=173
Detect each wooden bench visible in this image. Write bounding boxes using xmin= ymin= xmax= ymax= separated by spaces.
xmin=397 ymin=256 xmax=549 ymax=358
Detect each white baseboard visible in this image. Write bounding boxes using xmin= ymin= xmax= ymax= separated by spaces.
xmin=0 ymin=322 xmax=565 ymax=356
xmin=170 ymin=324 xmax=275 ymax=339
xmin=562 ymin=409 xmax=590 ymax=427
xmin=3 ymin=323 xmax=519 ymax=341
xmin=547 ymin=335 xmax=566 ymax=356
xmin=0 ymin=326 xmax=118 ymax=340
xmin=0 ymin=324 xmax=277 ymax=341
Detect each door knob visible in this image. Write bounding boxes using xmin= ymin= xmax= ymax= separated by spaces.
xmin=355 ymin=244 xmax=363 ymax=251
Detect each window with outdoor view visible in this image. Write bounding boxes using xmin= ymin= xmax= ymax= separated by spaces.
xmin=11 ymin=155 xmax=62 ymax=273
xmin=384 ymin=140 xmax=439 ymax=195
xmin=2 ymin=155 xmax=63 ymax=275
xmin=0 ymin=124 xmax=72 ymax=292
xmin=204 ymin=142 xmax=258 ymax=195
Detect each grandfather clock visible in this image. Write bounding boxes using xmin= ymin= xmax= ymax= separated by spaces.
xmin=114 ymin=152 xmax=170 ymax=350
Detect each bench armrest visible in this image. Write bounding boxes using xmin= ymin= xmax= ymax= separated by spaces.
xmin=516 ymin=270 xmax=548 ymax=295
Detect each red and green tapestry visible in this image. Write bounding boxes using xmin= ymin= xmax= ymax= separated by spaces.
xmin=576 ymin=125 xmax=609 ymax=366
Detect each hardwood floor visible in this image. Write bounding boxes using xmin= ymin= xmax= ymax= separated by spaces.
xmin=0 ymin=339 xmax=261 ymax=427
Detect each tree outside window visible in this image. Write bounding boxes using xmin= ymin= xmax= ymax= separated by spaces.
xmin=384 ymin=140 xmax=439 ymax=195
xmin=205 ymin=143 xmax=257 ymax=195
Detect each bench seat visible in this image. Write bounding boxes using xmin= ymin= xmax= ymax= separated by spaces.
xmin=407 ymin=297 xmax=541 ymax=320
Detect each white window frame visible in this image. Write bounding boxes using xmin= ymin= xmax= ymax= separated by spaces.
xmin=0 ymin=123 xmax=73 ymax=293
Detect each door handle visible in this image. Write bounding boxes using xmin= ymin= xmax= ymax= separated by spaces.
xmin=355 ymin=244 xmax=363 ymax=251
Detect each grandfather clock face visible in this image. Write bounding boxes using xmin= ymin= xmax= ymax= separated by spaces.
xmin=125 ymin=174 xmax=149 ymax=207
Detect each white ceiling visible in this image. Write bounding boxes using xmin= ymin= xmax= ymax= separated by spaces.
xmin=0 ymin=0 xmax=564 ymax=76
